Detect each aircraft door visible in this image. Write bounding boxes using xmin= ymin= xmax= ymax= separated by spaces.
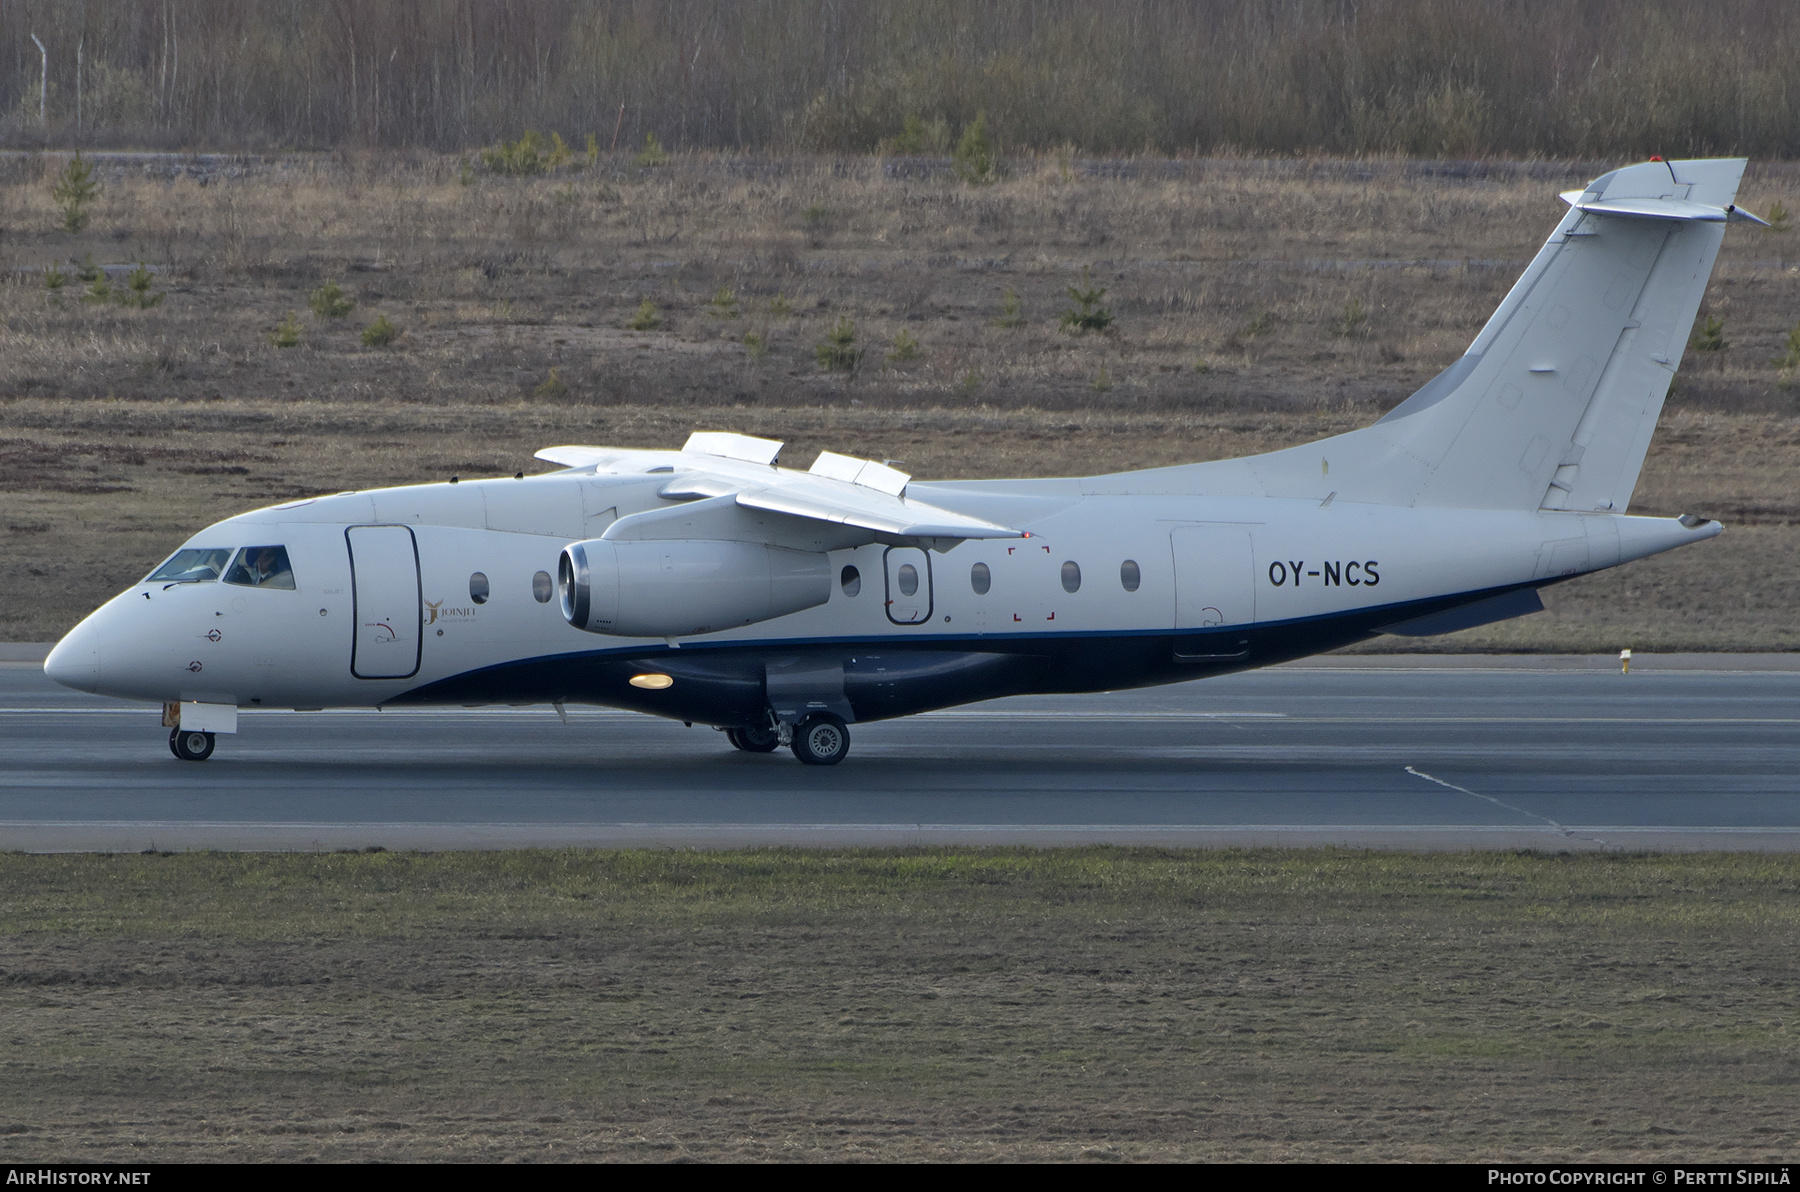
xmin=346 ymin=525 xmax=422 ymax=679
xmin=1170 ymin=525 xmax=1255 ymax=630
xmin=883 ymin=546 xmax=933 ymax=625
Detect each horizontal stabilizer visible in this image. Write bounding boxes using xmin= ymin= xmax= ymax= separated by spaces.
xmin=1560 ymin=192 xmax=1771 ymax=226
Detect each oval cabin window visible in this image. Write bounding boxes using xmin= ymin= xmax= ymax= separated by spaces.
xmin=532 ymin=570 xmax=554 ymax=603
xmin=469 ymin=572 xmax=490 ymax=605
xmin=840 ymin=565 xmax=861 ymax=597
xmin=970 ymin=562 xmax=991 ymax=595
xmin=1061 ymin=561 xmax=1081 ymax=593
xmin=897 ymin=563 xmax=919 ymax=597
xmin=1120 ymin=559 xmax=1141 ymax=592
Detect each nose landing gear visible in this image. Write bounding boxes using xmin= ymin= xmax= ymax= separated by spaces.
xmin=169 ymin=728 xmax=216 ymax=761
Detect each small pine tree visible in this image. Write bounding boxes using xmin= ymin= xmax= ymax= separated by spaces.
xmin=481 ymin=130 xmax=551 ymax=176
xmin=1694 ymin=315 xmax=1727 ymax=352
xmin=627 ymin=298 xmax=661 ymax=331
xmin=709 ymin=287 xmax=739 ymax=317
xmin=1767 ymin=200 xmax=1790 ymax=234
xmin=121 ymin=262 xmax=162 ymax=309
xmin=894 ymin=116 xmax=927 ymax=155
xmin=361 ymin=314 xmax=400 ymax=346
xmin=42 ymin=262 xmax=66 ymax=291
xmin=1773 ymin=319 xmax=1800 ymax=370
xmin=534 ymin=367 xmax=570 ymax=398
xmin=310 ymin=281 xmax=354 ymax=319
xmin=953 ymin=111 xmax=997 ymax=185
xmin=80 ymin=273 xmax=112 ymax=304
xmin=52 ymin=152 xmax=100 ymax=234
xmin=886 ymin=329 xmax=922 ymax=363
xmin=994 ymin=286 xmax=1024 ymax=328
xmin=270 ymin=312 xmax=301 ymax=347
xmin=634 ymin=133 xmax=668 ymax=168
xmin=1059 ymin=267 xmax=1114 ymax=333
xmin=815 ymin=316 xmax=863 ymax=372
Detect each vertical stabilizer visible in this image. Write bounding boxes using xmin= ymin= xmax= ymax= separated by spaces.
xmin=1373 ymin=157 xmax=1742 ymax=511
xmin=1124 ymin=159 xmax=1748 ymax=511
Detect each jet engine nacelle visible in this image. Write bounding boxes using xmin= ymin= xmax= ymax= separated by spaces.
xmin=558 ymin=538 xmax=831 ymax=637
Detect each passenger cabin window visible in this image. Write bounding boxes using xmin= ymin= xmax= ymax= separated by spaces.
xmin=223 ymin=546 xmax=296 ymax=590
xmin=1061 ymin=560 xmax=1081 ymax=593
xmin=1120 ymin=559 xmax=1141 ymax=592
xmin=469 ymin=572 xmax=490 ymax=604
xmin=840 ymin=565 xmax=861 ymax=597
xmin=970 ymin=562 xmax=991 ymax=595
xmin=897 ymin=563 xmax=919 ymax=597
xmin=532 ymin=570 xmax=554 ymax=603
xmin=147 ymin=548 xmax=233 ymax=585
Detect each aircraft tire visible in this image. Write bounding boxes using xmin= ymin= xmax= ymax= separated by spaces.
xmin=791 ymin=713 xmax=849 ymax=766
xmin=170 ymin=728 xmax=216 ymax=762
xmin=727 ymin=726 xmax=780 ymax=753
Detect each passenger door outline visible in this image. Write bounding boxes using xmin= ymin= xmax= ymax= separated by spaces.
xmin=883 ymin=546 xmax=933 ymax=625
xmin=346 ymin=524 xmax=422 ymax=679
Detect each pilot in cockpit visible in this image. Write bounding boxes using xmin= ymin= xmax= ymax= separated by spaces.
xmin=225 ymin=545 xmax=295 ymax=590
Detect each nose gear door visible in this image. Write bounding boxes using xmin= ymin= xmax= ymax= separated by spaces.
xmin=883 ymin=546 xmax=932 ymax=625
xmin=346 ymin=525 xmax=422 ymax=679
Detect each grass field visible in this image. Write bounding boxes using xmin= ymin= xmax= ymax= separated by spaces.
xmin=3 ymin=153 xmax=1798 ymax=648
xmin=1 ymin=848 xmax=1796 ymax=1161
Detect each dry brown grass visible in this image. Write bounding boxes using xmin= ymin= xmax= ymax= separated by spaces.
xmin=3 ymin=848 xmax=1798 ymax=1162
xmin=3 ymin=154 xmax=1798 ymax=647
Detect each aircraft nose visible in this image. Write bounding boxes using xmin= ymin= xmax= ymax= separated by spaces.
xmin=44 ymin=621 xmax=101 ymax=693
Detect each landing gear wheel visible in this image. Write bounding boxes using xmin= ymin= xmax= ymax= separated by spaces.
xmin=726 ymin=726 xmax=780 ymax=753
xmin=169 ymin=728 xmax=215 ymax=762
xmin=790 ymin=713 xmax=849 ymax=766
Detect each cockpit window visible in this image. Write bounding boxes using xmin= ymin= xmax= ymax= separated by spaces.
xmin=223 ymin=545 xmax=296 ymax=590
xmin=146 ymin=548 xmax=234 ymax=585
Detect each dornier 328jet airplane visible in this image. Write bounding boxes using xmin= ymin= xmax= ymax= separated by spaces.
xmin=46 ymin=158 xmax=1763 ymax=764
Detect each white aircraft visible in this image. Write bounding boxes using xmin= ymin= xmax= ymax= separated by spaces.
xmin=46 ymin=158 xmax=1762 ymax=765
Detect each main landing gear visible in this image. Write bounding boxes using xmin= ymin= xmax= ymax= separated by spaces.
xmin=724 ymin=713 xmax=851 ymax=765
xmin=790 ymin=712 xmax=850 ymax=766
xmin=169 ymin=728 xmax=216 ymax=761
xmin=725 ymin=725 xmax=779 ymax=753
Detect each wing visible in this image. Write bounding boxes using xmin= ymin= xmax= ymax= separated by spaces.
xmin=538 ymin=433 xmax=1023 ymax=545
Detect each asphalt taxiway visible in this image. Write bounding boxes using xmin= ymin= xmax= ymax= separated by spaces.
xmin=2 ymin=651 xmax=1797 ymax=851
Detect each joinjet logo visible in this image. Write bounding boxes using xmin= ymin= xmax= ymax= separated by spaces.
xmin=423 ymin=600 xmax=476 ymax=626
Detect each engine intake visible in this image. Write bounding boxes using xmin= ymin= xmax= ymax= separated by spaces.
xmin=558 ymin=539 xmax=830 ymax=637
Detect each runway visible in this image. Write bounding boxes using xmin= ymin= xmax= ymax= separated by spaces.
xmin=3 ymin=652 xmax=1798 ymax=851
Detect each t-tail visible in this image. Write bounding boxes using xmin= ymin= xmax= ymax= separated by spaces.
xmin=1162 ymin=157 xmax=1757 ymax=513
